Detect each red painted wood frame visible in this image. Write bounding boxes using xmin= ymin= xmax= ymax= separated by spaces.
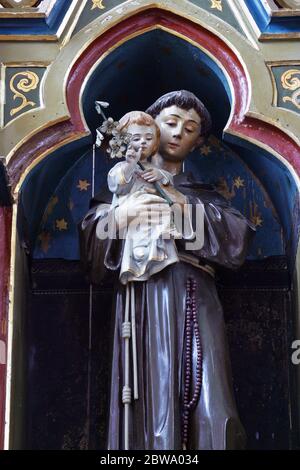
xmin=2 ymin=7 xmax=299 ymax=449
xmin=0 ymin=207 xmax=12 ymax=449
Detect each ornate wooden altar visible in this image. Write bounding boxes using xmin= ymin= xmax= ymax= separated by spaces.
xmin=0 ymin=0 xmax=300 ymax=450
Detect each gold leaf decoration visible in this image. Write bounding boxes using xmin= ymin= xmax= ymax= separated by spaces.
xmin=210 ymin=0 xmax=223 ymax=12
xmin=217 ymin=176 xmax=245 ymax=200
xmin=41 ymin=195 xmax=59 ymax=225
xmin=91 ymin=0 xmax=105 ymax=10
xmin=38 ymin=231 xmax=52 ymax=253
xmin=9 ymin=70 xmax=39 ymax=117
xmin=216 ymin=177 xmax=236 ymax=200
xmin=200 ymin=145 xmax=212 ymax=156
xmin=281 ymin=69 xmax=300 ymax=110
xmin=77 ymin=179 xmax=91 ymax=191
xmin=56 ymin=219 xmax=68 ymax=231
xmin=249 ymin=201 xmax=263 ymax=227
xmin=233 ymin=176 xmax=245 ymax=189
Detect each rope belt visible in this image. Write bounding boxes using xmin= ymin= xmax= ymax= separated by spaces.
xmin=121 ymin=282 xmax=138 ymax=450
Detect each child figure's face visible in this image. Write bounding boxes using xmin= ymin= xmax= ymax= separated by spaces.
xmin=126 ymin=123 xmax=158 ymax=161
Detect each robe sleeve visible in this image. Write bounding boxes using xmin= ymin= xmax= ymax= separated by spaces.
xmin=78 ymin=202 xmax=123 ymax=285
xmin=177 ymin=192 xmax=256 ymax=270
xmin=107 ymin=161 xmax=135 ymax=196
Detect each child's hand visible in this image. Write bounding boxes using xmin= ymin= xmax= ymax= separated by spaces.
xmin=141 ymin=168 xmax=164 ymax=183
xmin=125 ymin=145 xmax=142 ymax=164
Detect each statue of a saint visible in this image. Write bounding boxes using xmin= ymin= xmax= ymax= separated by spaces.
xmin=79 ymin=90 xmax=255 ymax=450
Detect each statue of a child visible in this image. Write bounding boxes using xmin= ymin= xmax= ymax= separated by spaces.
xmin=105 ymin=111 xmax=186 ymax=284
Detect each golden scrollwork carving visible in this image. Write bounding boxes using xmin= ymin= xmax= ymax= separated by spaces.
xmin=9 ymin=70 xmax=40 ymax=117
xmin=91 ymin=0 xmax=105 ymax=10
xmin=210 ymin=0 xmax=223 ymax=12
xmin=281 ymin=69 xmax=300 ymax=110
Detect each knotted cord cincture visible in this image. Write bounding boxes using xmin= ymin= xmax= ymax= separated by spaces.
xmin=122 ymin=282 xmax=139 ymax=450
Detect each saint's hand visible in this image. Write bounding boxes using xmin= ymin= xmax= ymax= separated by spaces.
xmin=114 ymin=190 xmax=169 ymax=230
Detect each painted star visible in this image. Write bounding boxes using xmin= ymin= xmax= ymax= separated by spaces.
xmin=91 ymin=0 xmax=105 ymax=10
xmin=210 ymin=0 xmax=223 ymax=12
xmin=233 ymin=177 xmax=245 ymax=189
xmin=200 ymin=145 xmax=212 ymax=156
xmin=56 ymin=219 xmax=68 ymax=231
xmin=77 ymin=179 xmax=91 ymax=191
xmin=38 ymin=231 xmax=52 ymax=253
xmin=251 ymin=215 xmax=263 ymax=227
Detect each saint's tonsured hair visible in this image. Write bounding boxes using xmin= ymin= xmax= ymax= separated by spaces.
xmin=146 ymin=90 xmax=212 ymax=138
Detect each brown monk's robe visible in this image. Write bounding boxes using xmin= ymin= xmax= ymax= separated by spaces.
xmin=79 ymin=172 xmax=256 ymax=450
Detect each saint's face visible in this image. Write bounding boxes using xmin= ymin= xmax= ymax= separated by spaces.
xmin=155 ymin=105 xmax=203 ymax=162
xmin=126 ymin=123 xmax=158 ymax=160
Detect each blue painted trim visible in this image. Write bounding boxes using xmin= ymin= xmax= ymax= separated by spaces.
xmin=265 ymin=16 xmax=300 ymax=34
xmin=45 ymin=0 xmax=71 ymax=30
xmin=244 ymin=0 xmax=270 ymax=30
xmin=244 ymin=0 xmax=300 ymax=37
xmin=0 ymin=0 xmax=72 ymax=37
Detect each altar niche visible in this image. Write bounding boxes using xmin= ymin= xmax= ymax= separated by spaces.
xmin=7 ymin=29 xmax=300 ymax=449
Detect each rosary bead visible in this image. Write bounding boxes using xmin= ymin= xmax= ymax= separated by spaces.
xmin=182 ymin=277 xmax=203 ymax=449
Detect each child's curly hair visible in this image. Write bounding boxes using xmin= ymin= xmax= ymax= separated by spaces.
xmin=118 ymin=111 xmax=161 ymax=156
